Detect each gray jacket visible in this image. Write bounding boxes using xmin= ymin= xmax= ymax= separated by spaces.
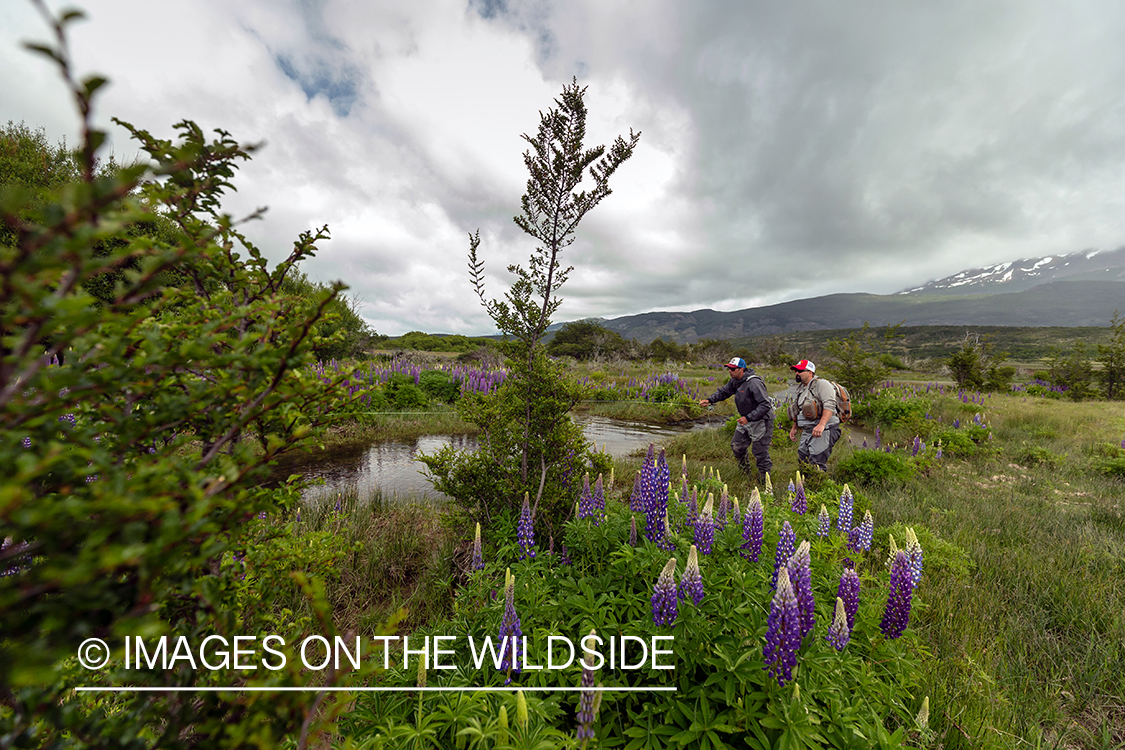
xmin=707 ymin=369 xmax=773 ymax=422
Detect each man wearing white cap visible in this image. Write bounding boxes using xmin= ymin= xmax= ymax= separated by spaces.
xmin=787 ymin=359 xmax=841 ymax=471
xmin=698 ymin=356 xmax=774 ymax=482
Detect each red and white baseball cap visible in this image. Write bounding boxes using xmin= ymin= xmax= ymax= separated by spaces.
xmin=790 ymin=359 xmax=816 ymax=373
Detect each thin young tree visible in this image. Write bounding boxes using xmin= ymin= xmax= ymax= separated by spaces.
xmin=468 ymin=79 xmax=639 ymax=488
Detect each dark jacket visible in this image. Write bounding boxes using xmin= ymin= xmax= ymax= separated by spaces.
xmin=707 ymin=369 xmax=773 ymax=422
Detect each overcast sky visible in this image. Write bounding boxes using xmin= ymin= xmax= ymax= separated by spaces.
xmin=3 ymin=1 xmax=1125 ymax=335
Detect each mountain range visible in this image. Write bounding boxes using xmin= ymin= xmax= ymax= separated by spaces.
xmin=575 ymin=248 xmax=1125 ymax=344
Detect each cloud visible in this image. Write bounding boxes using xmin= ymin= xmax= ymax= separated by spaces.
xmin=3 ymin=0 xmax=1125 ymax=335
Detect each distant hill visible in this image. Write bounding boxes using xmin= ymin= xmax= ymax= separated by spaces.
xmin=595 ymin=280 xmax=1124 ymax=344
xmin=896 ymin=246 xmax=1125 ymax=295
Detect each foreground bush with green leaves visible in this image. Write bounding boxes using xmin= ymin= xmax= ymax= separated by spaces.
xmin=343 ymin=460 xmax=932 ymax=749
xmin=1 ymin=9 xmax=375 ymax=745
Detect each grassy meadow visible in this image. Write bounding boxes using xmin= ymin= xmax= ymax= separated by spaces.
xmin=272 ymin=356 xmax=1124 ymax=748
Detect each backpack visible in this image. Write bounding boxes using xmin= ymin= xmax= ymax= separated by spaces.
xmin=823 ymin=380 xmax=852 ymax=423
xmin=745 ymin=374 xmax=778 ymax=418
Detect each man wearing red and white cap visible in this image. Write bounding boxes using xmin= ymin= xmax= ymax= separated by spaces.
xmin=787 ymin=359 xmax=841 ymax=471
xmin=699 ymin=356 xmax=774 ymax=482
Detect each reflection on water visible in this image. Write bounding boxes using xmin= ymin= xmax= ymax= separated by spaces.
xmin=274 ymin=415 xmax=723 ymax=504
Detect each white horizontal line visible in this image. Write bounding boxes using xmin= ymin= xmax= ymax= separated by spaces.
xmin=75 ymin=686 xmax=676 ymax=693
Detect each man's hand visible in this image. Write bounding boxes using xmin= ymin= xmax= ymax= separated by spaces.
xmin=737 ymin=416 xmax=748 ymax=425
xmin=812 ymin=424 xmax=824 ymax=438
xmin=699 ymin=399 xmax=710 ymax=406
xmin=789 ymin=425 xmax=798 ymax=441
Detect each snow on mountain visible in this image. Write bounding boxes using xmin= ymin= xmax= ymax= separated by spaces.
xmin=897 ymin=246 xmax=1125 ymax=295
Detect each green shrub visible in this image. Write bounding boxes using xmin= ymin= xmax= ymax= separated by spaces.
xmin=1094 ymin=457 xmax=1125 ymax=479
xmin=836 ymin=450 xmax=916 ymax=486
xmin=931 ymin=428 xmax=978 ymax=458
xmin=393 ymin=383 xmax=429 ymax=409
xmin=1014 ymin=444 xmax=1065 ymax=469
xmin=419 ymin=369 xmax=460 ymax=403
xmin=854 ymin=392 xmax=927 ymax=429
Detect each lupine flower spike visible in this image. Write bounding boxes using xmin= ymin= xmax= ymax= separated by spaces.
xmin=771 ymin=520 xmax=796 ymax=589
xmin=857 ymin=510 xmax=874 ymax=551
xmin=880 ymin=549 xmax=915 ymax=639
xmin=904 ymin=527 xmax=924 ymax=586
xmin=787 ymin=540 xmax=815 ymax=638
xmin=498 ymin=569 xmax=523 ymax=678
xmin=515 ymin=690 xmax=529 ymax=730
xmin=576 ymin=629 xmax=602 ymax=744
xmin=763 ymin=567 xmax=801 ymax=686
xmin=816 ymin=505 xmax=831 ymax=537
xmin=651 ymin=558 xmax=678 ymax=625
xmin=579 ymin=474 xmax=595 ymax=520
xmin=885 ymin=534 xmax=899 ymax=570
xmin=764 ymin=472 xmax=773 ymax=496
xmin=837 ymin=566 xmax=861 ymax=630
xmin=686 ymin=487 xmax=698 ymax=530
xmin=837 ymin=484 xmax=854 ymax=534
xmin=608 ymin=466 xmax=614 ymax=492
xmin=740 ymin=490 xmax=764 ymax=562
xmin=630 ymin=470 xmax=643 ymax=512
xmin=731 ymin=497 xmax=741 ymax=527
xmin=916 ymin=696 xmax=930 ymax=730
xmin=517 ymin=492 xmax=536 ymax=559
xmin=678 ymin=545 xmax=704 ymax=605
xmin=695 ymin=496 xmax=715 ymax=554
xmin=629 ymin=516 xmax=637 ymax=547
xmin=594 ymin=473 xmax=606 ymax=519
xmin=791 ymin=473 xmax=807 ymax=515
xmin=825 ymin=596 xmax=851 ymax=651
xmin=472 ymin=522 xmax=484 ymax=570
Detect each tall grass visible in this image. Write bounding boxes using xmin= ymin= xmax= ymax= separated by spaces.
xmin=283 ymin=489 xmax=463 ymax=635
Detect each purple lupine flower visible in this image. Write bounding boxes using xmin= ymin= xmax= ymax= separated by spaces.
xmin=58 ymin=413 xmax=76 ymax=429
xmin=786 ymin=479 xmax=796 ymax=506
xmin=498 ymin=569 xmax=523 ymax=677
xmin=825 ymin=597 xmax=851 ymax=651
xmin=518 ymin=493 xmax=537 ymax=559
xmin=841 ymin=483 xmax=855 ymax=537
xmin=791 ymin=473 xmax=807 ymax=515
xmin=560 ymin=544 xmax=572 ymax=566
xmin=651 ymin=558 xmax=679 ymax=626
xmin=716 ymin=487 xmax=729 ymax=530
xmin=645 ymin=449 xmax=670 ymax=546
xmin=771 ymin=521 xmax=796 ymax=589
xmin=875 ymin=426 xmax=882 ymax=449
xmin=680 ymin=473 xmax=689 ymax=504
xmin=846 ymin=525 xmax=862 ymax=553
xmin=685 ymin=487 xmax=698 ymax=531
xmin=576 ymin=629 xmax=601 ymax=742
xmin=629 ymin=470 xmax=643 ymax=512
xmin=579 ymin=473 xmax=595 ymax=520
xmin=953 ymin=419 xmax=960 ymax=429
xmin=594 ymin=473 xmax=606 ymax=519
xmin=857 ymin=510 xmax=874 ymax=551
xmin=629 ymin=516 xmax=637 ymax=547
xmin=904 ymin=528 xmax=923 ymax=586
xmin=816 ymin=505 xmax=831 ymax=537
xmin=787 ymin=540 xmax=815 ymax=639
xmin=837 ymin=566 xmax=860 ymax=630
xmin=763 ymin=567 xmax=802 ymax=687
xmin=935 ymin=446 xmax=943 ymax=460
xmin=21 ymin=437 xmax=31 ymax=449
xmin=880 ymin=549 xmax=915 ymax=639
xmin=694 ymin=496 xmax=715 ymax=555
xmin=911 ymin=436 xmax=921 ymax=457
xmin=740 ymin=489 xmax=764 ymax=562
xmin=730 ymin=497 xmax=741 ymax=528
xmin=472 ymin=522 xmax=484 ymax=570
xmin=678 ymin=545 xmax=704 ymax=605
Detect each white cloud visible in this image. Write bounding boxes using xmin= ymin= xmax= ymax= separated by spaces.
xmin=3 ymin=0 xmax=1125 ymax=335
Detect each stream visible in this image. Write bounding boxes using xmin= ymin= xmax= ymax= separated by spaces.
xmin=271 ymin=414 xmax=725 ymax=504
